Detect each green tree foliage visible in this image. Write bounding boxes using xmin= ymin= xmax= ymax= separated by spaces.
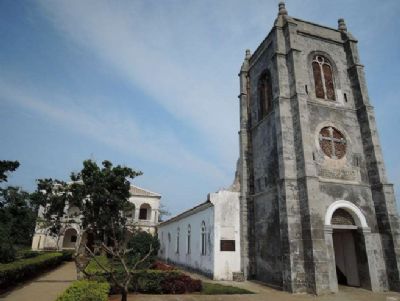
xmin=126 ymin=231 xmax=160 ymax=268
xmin=1 ymin=187 xmax=37 ymax=246
xmin=35 ymin=159 xmax=160 ymax=301
xmin=0 ymin=161 xmax=37 ymax=263
xmin=0 ymin=160 xmax=19 ymax=183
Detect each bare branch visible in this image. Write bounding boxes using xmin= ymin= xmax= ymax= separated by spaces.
xmin=131 ymin=244 xmax=154 ymax=272
xmin=101 ymin=242 xmax=115 ymax=256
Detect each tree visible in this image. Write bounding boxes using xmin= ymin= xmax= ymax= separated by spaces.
xmin=0 ymin=160 xmax=19 ymax=183
xmin=35 ymin=160 xmax=159 ymax=301
xmin=158 ymin=203 xmax=171 ymax=222
xmin=0 ymin=160 xmax=37 ymax=263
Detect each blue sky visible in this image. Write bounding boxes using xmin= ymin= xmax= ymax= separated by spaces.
xmin=0 ymin=0 xmax=399 ymax=215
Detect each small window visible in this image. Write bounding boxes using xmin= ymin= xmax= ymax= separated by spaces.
xmin=187 ymin=225 xmax=191 ymax=254
xmin=176 ymin=227 xmax=180 ymax=254
xmin=201 ymin=221 xmax=206 ymax=255
xmin=312 ymin=55 xmax=335 ymax=101
xmin=71 ymin=235 xmax=77 ymax=243
xmin=258 ymin=71 xmax=273 ymax=120
xmin=220 ymin=240 xmax=235 ymax=251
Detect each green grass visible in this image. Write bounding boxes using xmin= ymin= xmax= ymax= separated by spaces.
xmin=84 ymin=255 xmax=110 ymax=274
xmin=201 ymin=282 xmax=254 ymax=294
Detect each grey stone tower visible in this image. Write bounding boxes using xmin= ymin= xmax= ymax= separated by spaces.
xmin=238 ymin=2 xmax=400 ymax=294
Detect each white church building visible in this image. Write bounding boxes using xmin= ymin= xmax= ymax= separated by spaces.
xmin=157 ymin=188 xmax=241 ymax=281
xmin=31 ymin=185 xmax=161 ymax=251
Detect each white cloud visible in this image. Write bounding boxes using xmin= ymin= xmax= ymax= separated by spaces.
xmin=37 ymin=0 xmax=246 ymax=171
xmin=0 ymin=79 xmax=229 ymax=185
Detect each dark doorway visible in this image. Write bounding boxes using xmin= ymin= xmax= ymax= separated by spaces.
xmin=333 ymin=229 xmax=360 ymax=287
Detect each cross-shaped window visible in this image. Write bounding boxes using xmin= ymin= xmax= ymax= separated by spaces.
xmin=319 ymin=126 xmax=346 ymax=159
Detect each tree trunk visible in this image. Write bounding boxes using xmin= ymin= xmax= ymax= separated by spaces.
xmin=121 ymin=289 xmax=128 ymax=301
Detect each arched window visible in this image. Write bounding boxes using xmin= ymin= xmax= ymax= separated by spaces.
xmin=201 ymin=221 xmax=206 ymax=255
xmin=312 ymin=55 xmax=335 ymax=100
xmin=187 ymin=225 xmax=191 ymax=254
xmin=139 ymin=203 xmax=151 ymax=220
xmin=176 ymin=227 xmax=180 ymax=254
xmin=258 ymin=71 xmax=273 ymax=120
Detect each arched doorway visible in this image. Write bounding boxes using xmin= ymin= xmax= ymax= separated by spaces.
xmin=62 ymin=228 xmax=78 ymax=249
xmin=324 ymin=200 xmax=378 ymax=292
xmin=331 ymin=209 xmax=359 ymax=286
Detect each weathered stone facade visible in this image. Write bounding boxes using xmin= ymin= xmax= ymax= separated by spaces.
xmin=238 ymin=2 xmax=400 ymax=294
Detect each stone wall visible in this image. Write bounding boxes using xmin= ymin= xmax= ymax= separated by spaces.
xmin=238 ymin=3 xmax=400 ymax=294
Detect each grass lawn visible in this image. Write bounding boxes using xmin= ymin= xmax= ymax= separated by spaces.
xmin=201 ymin=282 xmax=254 ymax=294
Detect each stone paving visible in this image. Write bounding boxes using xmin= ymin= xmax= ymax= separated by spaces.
xmin=110 ymin=269 xmax=400 ymax=301
xmin=111 ymin=285 xmax=400 ymax=301
xmin=0 ymin=261 xmax=76 ymax=301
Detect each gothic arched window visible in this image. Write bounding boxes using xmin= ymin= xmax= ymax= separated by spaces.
xmin=312 ymin=55 xmax=335 ymax=101
xmin=201 ymin=221 xmax=206 ymax=255
xmin=176 ymin=227 xmax=180 ymax=254
xmin=258 ymin=71 xmax=273 ymax=120
xmin=187 ymin=225 xmax=191 ymax=254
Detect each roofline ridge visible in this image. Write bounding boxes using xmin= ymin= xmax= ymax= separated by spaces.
xmin=130 ymin=184 xmax=161 ymax=197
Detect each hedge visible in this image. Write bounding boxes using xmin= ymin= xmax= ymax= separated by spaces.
xmin=84 ymin=256 xmax=201 ymax=294
xmin=56 ymin=280 xmax=110 ymax=301
xmin=0 ymin=251 xmax=72 ymax=289
xmin=129 ymin=269 xmax=201 ymax=294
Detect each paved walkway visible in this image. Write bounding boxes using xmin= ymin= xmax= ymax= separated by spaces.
xmin=109 ymin=268 xmax=400 ymax=301
xmin=0 ymin=261 xmax=76 ymax=301
xmin=111 ymin=285 xmax=400 ymax=301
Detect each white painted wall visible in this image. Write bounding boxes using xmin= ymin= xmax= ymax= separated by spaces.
xmin=128 ymin=195 xmax=160 ymax=223
xmin=157 ymin=189 xmax=241 ymax=280
xmin=32 ymin=187 xmax=161 ymax=250
xmin=210 ymin=190 xmax=241 ymax=280
xmin=158 ymin=204 xmax=214 ymax=277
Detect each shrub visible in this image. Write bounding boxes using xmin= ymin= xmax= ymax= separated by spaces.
xmin=18 ymin=250 xmax=40 ymax=259
xmin=0 ymin=252 xmax=68 ymax=289
xmin=61 ymin=250 xmax=74 ymax=261
xmin=129 ymin=270 xmax=201 ymax=294
xmin=151 ymin=260 xmax=176 ymax=271
xmin=160 ymin=273 xmax=202 ymax=294
xmin=84 ymin=257 xmax=202 ymax=294
xmin=56 ymin=280 xmax=110 ymax=301
xmin=0 ymin=243 xmax=16 ymax=263
xmin=126 ymin=231 xmax=160 ymax=269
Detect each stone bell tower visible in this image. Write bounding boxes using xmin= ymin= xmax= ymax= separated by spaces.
xmin=238 ymin=2 xmax=400 ymax=294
